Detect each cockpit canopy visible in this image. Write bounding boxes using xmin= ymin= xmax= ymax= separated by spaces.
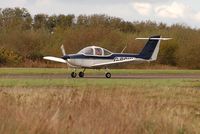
xmin=78 ymin=46 xmax=112 ymax=56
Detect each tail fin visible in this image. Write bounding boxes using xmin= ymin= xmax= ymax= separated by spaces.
xmin=61 ymin=44 xmax=66 ymax=56
xmin=136 ymin=35 xmax=171 ymax=61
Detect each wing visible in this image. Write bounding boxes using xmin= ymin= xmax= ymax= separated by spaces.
xmin=91 ymin=58 xmax=141 ymax=67
xmin=43 ymin=56 xmax=67 ymax=63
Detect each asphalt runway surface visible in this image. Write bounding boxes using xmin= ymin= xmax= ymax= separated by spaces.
xmin=1 ymin=74 xmax=200 ymax=79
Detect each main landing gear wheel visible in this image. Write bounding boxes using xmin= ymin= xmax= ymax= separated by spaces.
xmin=71 ymin=72 xmax=77 ymax=78
xmin=105 ymin=72 xmax=111 ymax=78
xmin=79 ymin=72 xmax=84 ymax=78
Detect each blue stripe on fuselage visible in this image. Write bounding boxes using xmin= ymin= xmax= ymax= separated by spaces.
xmin=62 ymin=53 xmax=140 ymax=60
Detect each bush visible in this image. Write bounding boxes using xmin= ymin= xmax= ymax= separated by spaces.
xmin=159 ymin=43 xmax=177 ymax=66
xmin=0 ymin=48 xmax=22 ymax=66
xmin=27 ymin=52 xmax=44 ymax=61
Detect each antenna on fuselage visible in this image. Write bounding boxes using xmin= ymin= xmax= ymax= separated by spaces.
xmin=121 ymin=44 xmax=127 ymax=53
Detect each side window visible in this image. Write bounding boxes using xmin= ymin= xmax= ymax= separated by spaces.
xmin=104 ymin=49 xmax=111 ymax=56
xmin=84 ymin=48 xmax=93 ymax=55
xmin=95 ymin=48 xmax=102 ymax=56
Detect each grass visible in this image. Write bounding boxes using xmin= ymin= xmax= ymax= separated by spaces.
xmin=1 ymin=68 xmax=200 ymax=75
xmin=0 ymin=86 xmax=200 ymax=134
xmin=0 ymin=78 xmax=196 ymax=88
xmin=0 ymin=68 xmax=200 ymax=133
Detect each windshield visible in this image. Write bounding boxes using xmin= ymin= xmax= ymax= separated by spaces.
xmin=103 ymin=49 xmax=112 ymax=56
xmin=79 ymin=47 xmax=94 ymax=55
xmin=78 ymin=46 xmax=112 ymax=56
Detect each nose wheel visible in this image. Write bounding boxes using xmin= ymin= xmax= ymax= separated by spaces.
xmin=105 ymin=72 xmax=111 ymax=78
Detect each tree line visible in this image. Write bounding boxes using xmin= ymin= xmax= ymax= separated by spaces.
xmin=0 ymin=7 xmax=200 ymax=69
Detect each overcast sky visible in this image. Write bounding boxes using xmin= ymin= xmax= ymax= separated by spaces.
xmin=1 ymin=0 xmax=200 ymax=28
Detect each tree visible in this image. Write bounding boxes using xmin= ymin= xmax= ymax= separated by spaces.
xmin=0 ymin=8 xmax=32 ymax=30
xmin=57 ymin=14 xmax=75 ymax=28
xmin=33 ymin=14 xmax=48 ymax=30
xmin=46 ymin=15 xmax=57 ymax=32
xmin=77 ymin=15 xmax=89 ymax=26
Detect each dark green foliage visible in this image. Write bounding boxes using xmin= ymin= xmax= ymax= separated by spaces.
xmin=0 ymin=7 xmax=200 ymax=68
xmin=159 ymin=43 xmax=177 ymax=66
xmin=33 ymin=14 xmax=48 ymax=30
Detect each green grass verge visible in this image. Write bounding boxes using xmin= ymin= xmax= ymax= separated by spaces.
xmin=1 ymin=68 xmax=200 ymax=75
xmin=0 ymin=78 xmax=197 ymax=88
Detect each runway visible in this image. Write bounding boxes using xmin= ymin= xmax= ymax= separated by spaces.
xmin=1 ymin=74 xmax=200 ymax=79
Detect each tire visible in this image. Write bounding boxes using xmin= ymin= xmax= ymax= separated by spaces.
xmin=105 ymin=72 xmax=111 ymax=78
xmin=71 ymin=72 xmax=77 ymax=78
xmin=79 ymin=72 xmax=84 ymax=78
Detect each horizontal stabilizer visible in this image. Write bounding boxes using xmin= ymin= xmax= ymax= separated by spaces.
xmin=43 ymin=56 xmax=67 ymax=63
xmin=136 ymin=38 xmax=172 ymax=40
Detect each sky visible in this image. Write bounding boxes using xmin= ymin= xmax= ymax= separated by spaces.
xmin=1 ymin=0 xmax=200 ymax=28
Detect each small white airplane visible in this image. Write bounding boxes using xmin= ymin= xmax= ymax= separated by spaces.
xmin=43 ymin=35 xmax=172 ymax=78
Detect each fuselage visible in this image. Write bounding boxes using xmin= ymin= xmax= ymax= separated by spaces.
xmin=62 ymin=53 xmax=140 ymax=68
